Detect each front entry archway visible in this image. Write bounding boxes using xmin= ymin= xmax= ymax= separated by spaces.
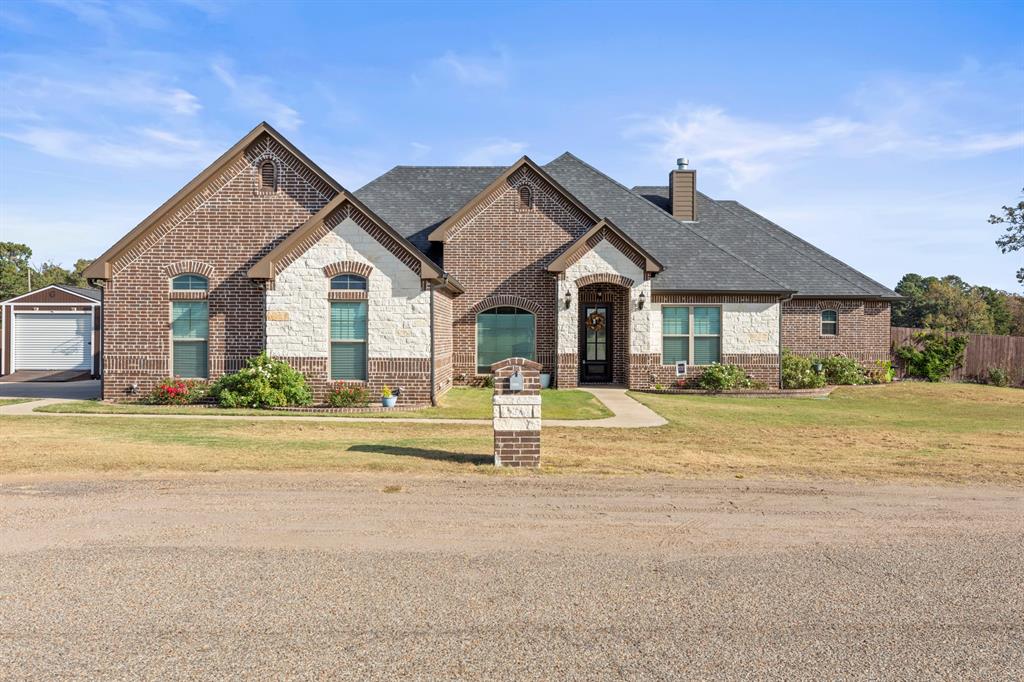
xmin=576 ymin=282 xmax=629 ymax=386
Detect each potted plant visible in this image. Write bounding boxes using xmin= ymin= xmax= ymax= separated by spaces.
xmin=381 ymin=384 xmax=397 ymax=408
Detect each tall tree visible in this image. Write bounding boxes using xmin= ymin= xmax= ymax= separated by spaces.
xmin=0 ymin=242 xmax=33 ymax=301
xmin=990 ymin=188 xmax=1024 ymax=285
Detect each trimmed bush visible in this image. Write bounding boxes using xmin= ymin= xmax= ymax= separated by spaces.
xmin=147 ymin=378 xmax=207 ymax=405
xmin=209 ymin=352 xmax=312 ymax=408
xmin=894 ymin=332 xmax=968 ymax=382
xmin=326 ymin=381 xmax=370 ymax=407
xmin=985 ymin=367 xmax=1010 ymax=388
xmin=781 ymin=350 xmax=827 ymax=389
xmin=697 ymin=363 xmax=755 ymax=392
xmin=820 ymin=355 xmax=868 ymax=385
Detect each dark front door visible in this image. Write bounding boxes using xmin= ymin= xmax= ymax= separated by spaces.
xmin=580 ymin=304 xmax=612 ymax=383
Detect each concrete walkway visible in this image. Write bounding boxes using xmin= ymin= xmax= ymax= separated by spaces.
xmin=0 ymin=387 xmax=667 ymax=429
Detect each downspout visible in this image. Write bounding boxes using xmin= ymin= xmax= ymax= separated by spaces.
xmin=778 ymin=293 xmax=794 ymax=389
xmin=429 ymin=282 xmax=437 ymax=406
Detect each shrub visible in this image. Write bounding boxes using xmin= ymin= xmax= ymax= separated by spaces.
xmin=209 ymin=352 xmax=312 ymax=408
xmin=697 ymin=363 xmax=755 ymax=392
xmin=985 ymin=367 xmax=1010 ymax=388
xmin=326 ymin=381 xmax=370 ymax=407
xmin=147 ymin=378 xmax=207 ymax=405
xmin=894 ymin=332 xmax=968 ymax=382
xmin=781 ymin=350 xmax=827 ymax=389
xmin=868 ymin=359 xmax=896 ymax=384
xmin=819 ymin=355 xmax=868 ymax=385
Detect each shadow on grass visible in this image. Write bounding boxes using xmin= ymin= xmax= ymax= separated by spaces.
xmin=346 ymin=444 xmax=492 ymax=466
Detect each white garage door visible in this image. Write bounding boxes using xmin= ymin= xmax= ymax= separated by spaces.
xmin=14 ymin=313 xmax=92 ymax=371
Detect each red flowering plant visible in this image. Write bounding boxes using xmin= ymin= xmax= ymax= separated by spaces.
xmin=326 ymin=380 xmax=370 ymax=408
xmin=148 ymin=378 xmax=208 ymax=405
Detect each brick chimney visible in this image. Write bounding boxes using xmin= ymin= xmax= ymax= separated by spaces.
xmin=668 ymin=158 xmax=696 ymax=221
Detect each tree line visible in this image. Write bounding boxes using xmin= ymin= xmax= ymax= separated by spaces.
xmin=892 ymin=274 xmax=1024 ymax=336
xmin=0 ymin=242 xmax=93 ymax=301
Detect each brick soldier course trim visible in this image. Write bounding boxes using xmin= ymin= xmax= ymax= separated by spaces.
xmin=575 ymin=273 xmax=636 ymax=289
xmin=165 ymin=260 xmax=215 ymax=278
xmin=469 ymin=295 xmax=542 ymax=316
xmin=322 ymin=261 xmax=373 ymax=278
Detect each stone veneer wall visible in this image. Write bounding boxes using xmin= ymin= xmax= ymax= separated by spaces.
xmin=555 ymin=238 xmax=654 ymax=388
xmin=638 ymin=294 xmax=782 ymax=388
xmin=782 ymin=299 xmax=891 ymax=365
xmin=265 ymin=207 xmax=433 ymax=403
xmin=442 ymin=166 xmax=593 ymax=381
xmin=102 ymin=134 xmax=334 ymax=401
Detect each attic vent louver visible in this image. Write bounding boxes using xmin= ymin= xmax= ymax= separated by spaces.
xmin=260 ymin=161 xmax=277 ymax=192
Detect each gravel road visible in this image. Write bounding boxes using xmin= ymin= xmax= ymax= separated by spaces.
xmin=1 ymin=473 xmax=1021 ymax=680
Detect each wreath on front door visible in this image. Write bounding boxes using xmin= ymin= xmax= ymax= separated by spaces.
xmin=585 ymin=311 xmax=606 ymax=332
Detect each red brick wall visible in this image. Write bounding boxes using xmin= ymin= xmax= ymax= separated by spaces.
xmin=432 ymin=287 xmax=454 ymax=400
xmin=782 ymin=299 xmax=891 ymax=364
xmin=443 ymin=167 xmax=593 ymax=381
xmin=102 ymin=134 xmax=335 ymax=400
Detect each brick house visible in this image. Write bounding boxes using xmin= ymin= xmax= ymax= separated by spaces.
xmin=83 ymin=122 xmax=899 ymax=402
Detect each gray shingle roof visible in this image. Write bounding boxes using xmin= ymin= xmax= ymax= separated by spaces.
xmin=632 ymin=187 xmax=899 ymax=298
xmin=354 ymin=166 xmax=504 ymax=258
xmin=542 ymin=154 xmax=788 ymax=293
xmin=60 ymin=285 xmax=102 ymax=301
xmin=354 ymin=154 xmax=897 ymax=298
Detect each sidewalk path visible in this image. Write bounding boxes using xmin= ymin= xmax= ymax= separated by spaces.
xmin=0 ymin=387 xmax=667 ymax=429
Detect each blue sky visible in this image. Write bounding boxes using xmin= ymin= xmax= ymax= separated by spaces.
xmin=1 ymin=0 xmax=1022 ymax=290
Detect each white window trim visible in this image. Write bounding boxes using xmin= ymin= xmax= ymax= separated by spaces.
xmin=661 ymin=305 xmax=722 ymax=366
xmin=820 ymin=309 xmax=839 ymax=336
xmin=329 ymin=300 xmax=368 ymax=381
xmin=170 ymin=300 xmax=209 ymax=379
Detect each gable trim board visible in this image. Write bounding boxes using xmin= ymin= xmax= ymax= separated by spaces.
xmin=83 ymin=122 xmax=343 ymax=281
xmin=547 ymin=218 xmax=663 ymax=275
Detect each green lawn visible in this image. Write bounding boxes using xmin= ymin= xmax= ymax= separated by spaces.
xmin=5 ymin=382 xmax=1021 ymax=483
xmin=32 ymin=387 xmax=611 ymax=421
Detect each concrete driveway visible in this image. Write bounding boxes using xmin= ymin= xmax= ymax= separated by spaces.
xmin=1 ymin=473 xmax=1021 ymax=679
xmin=0 ymin=379 xmax=99 ymax=400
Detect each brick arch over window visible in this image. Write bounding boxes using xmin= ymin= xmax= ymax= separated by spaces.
xmin=574 ymin=273 xmax=635 ymax=289
xmin=322 ymin=261 xmax=373 ymax=279
xmin=469 ymin=295 xmax=542 ymax=316
xmin=165 ymin=260 xmax=215 ymax=278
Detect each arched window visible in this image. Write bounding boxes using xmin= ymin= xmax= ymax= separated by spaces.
xmin=517 ymin=185 xmax=533 ymax=211
xmin=260 ymin=161 xmax=277 ymax=192
xmin=476 ymin=307 xmax=535 ymax=373
xmin=171 ymin=274 xmax=208 ymax=291
xmin=820 ymin=310 xmax=838 ymax=336
xmin=330 ymin=274 xmax=368 ymax=291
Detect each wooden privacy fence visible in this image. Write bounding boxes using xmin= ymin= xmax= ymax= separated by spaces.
xmin=891 ymin=327 xmax=1024 ymax=385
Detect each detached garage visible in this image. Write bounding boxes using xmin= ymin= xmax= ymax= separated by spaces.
xmin=1 ymin=285 xmax=102 ymax=378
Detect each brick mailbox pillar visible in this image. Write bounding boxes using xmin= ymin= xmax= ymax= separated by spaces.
xmin=491 ymin=357 xmax=542 ymax=468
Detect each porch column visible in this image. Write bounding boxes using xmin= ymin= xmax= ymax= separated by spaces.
xmin=555 ymin=275 xmax=579 ymax=388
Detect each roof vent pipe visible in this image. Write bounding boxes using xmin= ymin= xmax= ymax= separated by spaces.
xmin=677 ymin=158 xmax=689 ymax=170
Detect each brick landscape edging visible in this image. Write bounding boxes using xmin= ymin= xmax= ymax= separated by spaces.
xmin=639 ymin=386 xmax=835 ymax=398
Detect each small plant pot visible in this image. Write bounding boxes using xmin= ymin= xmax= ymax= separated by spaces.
xmin=540 ymin=373 xmax=552 ymax=389
xmin=382 ymin=396 xmax=397 ymax=408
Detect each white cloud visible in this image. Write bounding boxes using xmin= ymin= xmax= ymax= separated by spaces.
xmin=0 ymin=126 xmax=213 ymax=168
xmin=458 ymin=139 xmax=526 ymax=165
xmin=430 ymin=51 xmax=509 ymax=87
xmin=626 ymin=65 xmax=1024 ymax=189
xmin=211 ymin=59 xmax=302 ymax=131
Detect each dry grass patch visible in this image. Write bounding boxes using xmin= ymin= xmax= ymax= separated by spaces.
xmin=1 ymin=382 xmax=1021 ymax=483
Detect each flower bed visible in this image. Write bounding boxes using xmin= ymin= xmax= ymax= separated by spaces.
xmin=639 ymin=387 xmax=834 ymax=399
xmin=269 ymin=402 xmax=432 ymax=414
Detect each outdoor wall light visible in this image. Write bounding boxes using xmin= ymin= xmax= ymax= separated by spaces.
xmin=564 ymin=289 xmax=572 ymax=309
xmin=638 ymin=291 xmax=646 ymax=310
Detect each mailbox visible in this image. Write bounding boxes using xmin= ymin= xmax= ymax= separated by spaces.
xmin=508 ymin=368 xmax=524 ymax=392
